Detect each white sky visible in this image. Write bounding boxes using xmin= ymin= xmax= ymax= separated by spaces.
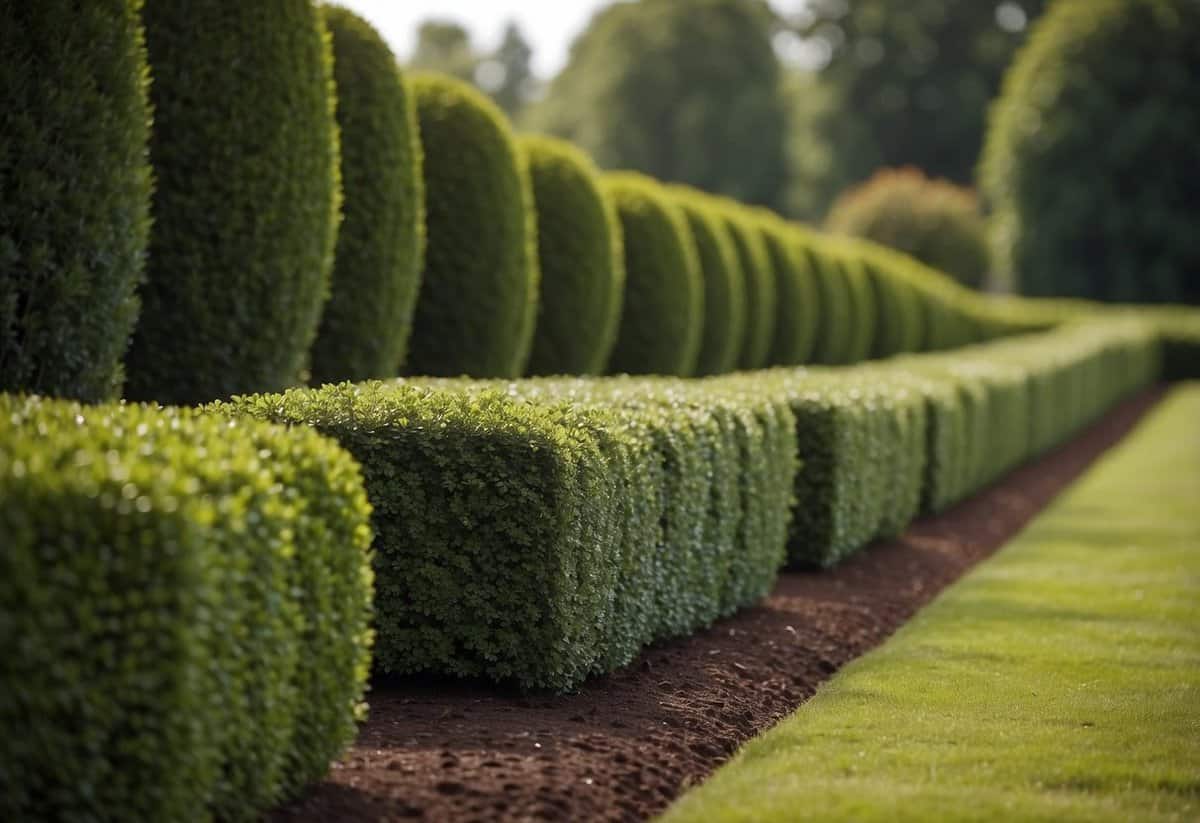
xmin=334 ymin=0 xmax=800 ymax=78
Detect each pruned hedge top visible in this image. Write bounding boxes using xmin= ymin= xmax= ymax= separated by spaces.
xmin=406 ymin=72 xmax=539 ymax=378
xmin=604 ymin=172 xmax=704 ymax=377
xmin=126 ymin=0 xmax=341 ymax=404
xmin=669 ymin=187 xmax=746 ymax=376
xmin=0 ymin=0 xmax=152 ymax=401
xmin=309 ymin=6 xmax=425 ymax=384
xmin=521 ymin=135 xmax=625 ymax=376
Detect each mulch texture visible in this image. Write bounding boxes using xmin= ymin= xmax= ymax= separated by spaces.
xmin=273 ymin=388 xmax=1163 ymax=823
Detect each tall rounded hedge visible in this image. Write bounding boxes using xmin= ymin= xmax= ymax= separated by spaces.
xmin=407 ymin=73 xmax=539 ymax=378
xmin=981 ymin=0 xmax=1200 ymax=304
xmin=0 ymin=0 xmax=152 ymax=402
xmin=670 ymin=188 xmax=746 ymax=376
xmin=716 ymin=203 xmax=776 ymax=371
xmin=308 ymin=7 xmax=425 ymax=385
xmin=521 ymin=135 xmax=625 ymax=376
xmin=759 ymin=217 xmax=819 ymax=367
xmin=825 ymin=167 xmax=990 ymax=290
xmin=858 ymin=246 xmax=925 ymax=358
xmin=604 ymin=173 xmax=703 ymax=377
xmin=808 ymin=241 xmax=855 ymax=366
xmin=839 ymin=253 xmax=877 ymax=364
xmin=126 ymin=0 xmax=340 ymax=404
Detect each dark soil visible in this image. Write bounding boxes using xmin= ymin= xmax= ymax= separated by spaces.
xmin=273 ymin=388 xmax=1163 ymax=823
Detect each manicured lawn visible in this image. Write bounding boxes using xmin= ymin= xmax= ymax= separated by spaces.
xmin=661 ymin=384 xmax=1200 ymax=823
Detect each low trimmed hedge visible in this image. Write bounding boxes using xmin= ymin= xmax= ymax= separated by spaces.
xmin=604 ymin=173 xmax=704 ymax=377
xmin=0 ymin=397 xmax=373 ymax=821
xmin=222 ymin=376 xmax=796 ymax=690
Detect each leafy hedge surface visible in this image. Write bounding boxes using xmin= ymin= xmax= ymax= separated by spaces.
xmin=716 ymin=204 xmax=776 ymax=371
xmin=807 ymin=241 xmax=856 ymax=366
xmin=521 ymin=135 xmax=625 ymax=376
xmin=981 ymin=0 xmax=1200 ymax=303
xmin=309 ymin=6 xmax=425 ymax=384
xmin=218 ymin=316 xmax=1162 ymax=691
xmin=222 ymin=377 xmax=795 ymax=690
xmin=127 ymin=0 xmax=340 ymax=404
xmin=0 ymin=0 xmax=152 ymax=401
xmin=760 ymin=218 xmax=819 ymax=367
xmin=605 ymin=173 xmax=704 ymax=377
xmin=669 ymin=189 xmax=746 ymax=376
xmin=0 ymin=397 xmax=372 ymax=821
xmin=407 ymin=72 xmax=539 ymax=378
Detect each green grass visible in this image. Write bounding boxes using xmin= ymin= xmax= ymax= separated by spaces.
xmin=661 ymin=384 xmax=1200 ymax=823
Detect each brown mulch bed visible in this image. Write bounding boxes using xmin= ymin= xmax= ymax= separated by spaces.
xmin=273 ymin=388 xmax=1163 ymax=823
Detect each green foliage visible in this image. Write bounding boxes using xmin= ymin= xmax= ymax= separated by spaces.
xmin=757 ymin=217 xmax=819 ymax=366
xmin=222 ymin=377 xmax=796 ymax=690
xmin=711 ymin=200 xmax=776 ymax=370
xmin=737 ymin=369 xmax=927 ymax=568
xmin=825 ymin=167 xmax=990 ymax=289
xmin=0 ymin=396 xmax=372 ymax=821
xmin=0 ymin=0 xmax=151 ymax=401
xmin=126 ymin=0 xmax=341 ymax=404
xmin=982 ymin=0 xmax=1200 ymax=303
xmin=604 ymin=173 xmax=704 ymax=377
xmin=670 ymin=188 xmax=747 ymax=375
xmin=661 ymin=384 xmax=1200 ymax=823
xmin=406 ymin=72 xmax=539 ymax=378
xmin=521 ymin=136 xmax=625 ymax=376
xmin=528 ymin=0 xmax=789 ymax=208
xmin=837 ymin=253 xmax=877 ymax=364
xmin=807 ymin=241 xmax=856 ymax=365
xmin=309 ymin=7 xmax=425 ymax=384
xmin=786 ymin=0 xmax=1048 ymax=219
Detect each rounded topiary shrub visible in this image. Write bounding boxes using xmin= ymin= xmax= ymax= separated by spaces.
xmin=713 ymin=201 xmax=775 ymax=371
xmin=826 ymin=167 xmax=989 ymax=290
xmin=126 ymin=0 xmax=340 ymax=404
xmin=604 ymin=173 xmax=703 ymax=377
xmin=981 ymin=0 xmax=1200 ymax=304
xmin=521 ymin=135 xmax=625 ymax=376
xmin=838 ymin=253 xmax=876 ymax=364
xmin=807 ymin=240 xmax=856 ymax=366
xmin=407 ymin=72 xmax=539 ymax=377
xmin=670 ymin=187 xmax=745 ymax=376
xmin=858 ymin=246 xmax=925 ymax=358
xmin=0 ymin=0 xmax=152 ymax=402
xmin=759 ymin=216 xmax=819 ymax=367
xmin=308 ymin=6 xmax=425 ymax=385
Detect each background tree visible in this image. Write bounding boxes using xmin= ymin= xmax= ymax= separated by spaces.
xmin=981 ymin=0 xmax=1200 ymax=303
xmin=410 ymin=20 xmax=477 ymax=81
xmin=478 ymin=23 xmax=535 ymax=118
xmin=527 ymin=0 xmax=789 ymax=209
xmin=783 ymin=0 xmax=1047 ymax=220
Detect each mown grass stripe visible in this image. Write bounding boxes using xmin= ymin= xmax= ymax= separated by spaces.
xmin=661 ymin=384 xmax=1200 ymax=823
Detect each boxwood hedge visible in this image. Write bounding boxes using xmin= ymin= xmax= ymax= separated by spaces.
xmin=716 ymin=203 xmax=776 ymax=371
xmin=807 ymin=243 xmax=856 ymax=366
xmin=223 ymin=375 xmax=795 ymax=690
xmin=127 ymin=0 xmax=341 ymax=404
xmin=670 ymin=188 xmax=746 ymax=376
xmin=0 ymin=396 xmax=372 ymax=821
xmin=521 ymin=135 xmax=625 ymax=376
xmin=605 ymin=173 xmax=704 ymax=377
xmin=406 ymin=72 xmax=539 ymax=378
xmin=759 ymin=217 xmax=819 ymax=367
xmin=0 ymin=0 xmax=152 ymax=402
xmin=309 ymin=6 xmax=425 ymax=384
